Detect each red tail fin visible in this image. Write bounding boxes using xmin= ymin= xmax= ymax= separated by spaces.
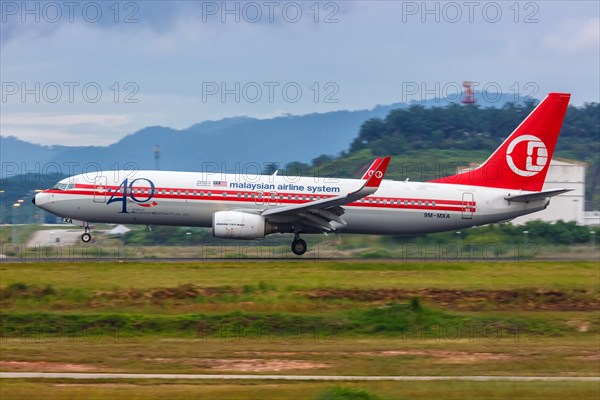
xmin=430 ymin=93 xmax=570 ymax=191
xmin=364 ymin=156 xmax=390 ymax=188
xmin=361 ymin=158 xmax=382 ymax=179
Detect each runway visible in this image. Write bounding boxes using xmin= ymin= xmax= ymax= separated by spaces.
xmin=1 ymin=372 xmax=599 ymax=382
xmin=0 ymin=257 xmax=590 ymax=263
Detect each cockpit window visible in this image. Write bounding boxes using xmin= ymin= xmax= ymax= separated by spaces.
xmin=53 ymin=183 xmax=75 ymax=190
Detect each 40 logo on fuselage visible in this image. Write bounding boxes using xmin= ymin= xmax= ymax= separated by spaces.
xmin=106 ymin=178 xmax=156 ymax=213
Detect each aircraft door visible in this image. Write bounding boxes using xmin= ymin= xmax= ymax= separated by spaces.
xmin=93 ymin=177 xmax=107 ymax=203
xmin=461 ymin=192 xmax=474 ymax=219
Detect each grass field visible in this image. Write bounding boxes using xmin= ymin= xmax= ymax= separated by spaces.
xmin=1 ymin=260 xmax=599 ymax=399
xmin=2 ymin=224 xmax=599 ymax=260
xmin=1 ymin=380 xmax=598 ymax=400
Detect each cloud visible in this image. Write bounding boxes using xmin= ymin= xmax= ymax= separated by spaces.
xmin=1 ymin=113 xmax=136 ymax=145
xmin=1 ymin=1 xmax=598 ymax=147
xmin=2 ymin=113 xmax=131 ymax=126
xmin=0 ymin=1 xmax=184 ymax=44
xmin=0 ymin=1 xmax=355 ymax=44
xmin=543 ymin=18 xmax=600 ymax=54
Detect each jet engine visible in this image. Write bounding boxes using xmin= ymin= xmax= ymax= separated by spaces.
xmin=212 ymin=211 xmax=268 ymax=239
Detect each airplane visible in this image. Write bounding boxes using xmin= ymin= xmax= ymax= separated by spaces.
xmin=33 ymin=93 xmax=571 ymax=256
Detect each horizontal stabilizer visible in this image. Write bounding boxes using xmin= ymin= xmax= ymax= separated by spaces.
xmin=504 ymin=188 xmax=572 ymax=203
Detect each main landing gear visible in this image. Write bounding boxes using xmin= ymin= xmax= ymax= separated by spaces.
xmin=291 ymin=234 xmax=307 ymax=256
xmin=81 ymin=222 xmax=92 ymax=243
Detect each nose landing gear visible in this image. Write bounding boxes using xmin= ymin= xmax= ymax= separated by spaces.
xmin=81 ymin=222 xmax=92 ymax=243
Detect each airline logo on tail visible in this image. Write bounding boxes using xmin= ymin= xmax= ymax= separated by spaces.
xmin=367 ymin=170 xmax=384 ymax=179
xmin=506 ymin=134 xmax=548 ymax=177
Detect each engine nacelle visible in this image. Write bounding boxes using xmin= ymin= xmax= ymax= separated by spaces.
xmin=212 ymin=211 xmax=267 ymax=239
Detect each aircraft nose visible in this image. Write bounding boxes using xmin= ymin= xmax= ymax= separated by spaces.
xmin=32 ymin=192 xmax=52 ymax=210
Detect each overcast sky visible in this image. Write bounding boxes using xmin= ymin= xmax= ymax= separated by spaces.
xmin=1 ymin=1 xmax=599 ymax=146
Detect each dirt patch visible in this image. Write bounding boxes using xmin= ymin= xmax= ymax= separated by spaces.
xmin=54 ymin=384 xmax=139 ymax=388
xmin=234 ymin=351 xmax=327 ymax=356
xmin=1 ymin=283 xmax=248 ymax=307
xmin=0 ymin=284 xmax=55 ymax=299
xmin=302 ymin=288 xmax=600 ymax=311
xmin=147 ymin=357 xmax=328 ymax=372
xmin=355 ymin=350 xmax=514 ymax=363
xmin=569 ymin=352 xmax=600 ymax=361
xmin=566 ymin=320 xmax=592 ymax=332
xmin=205 ymin=358 xmax=329 ymax=372
xmin=0 ymin=360 xmax=97 ymax=372
xmin=235 ymin=350 xmax=513 ymax=364
xmin=90 ymin=284 xmax=243 ymax=306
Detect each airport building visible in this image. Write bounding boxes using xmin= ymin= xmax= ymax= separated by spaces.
xmin=583 ymin=211 xmax=600 ymax=226
xmin=511 ymin=159 xmax=586 ymax=225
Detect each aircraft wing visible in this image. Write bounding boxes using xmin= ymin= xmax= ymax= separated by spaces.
xmin=261 ymin=157 xmax=391 ymax=232
xmin=504 ymin=188 xmax=572 ymax=203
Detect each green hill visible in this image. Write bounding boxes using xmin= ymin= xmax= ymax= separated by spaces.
xmin=2 ymin=102 xmax=598 ymax=224
xmin=300 ymin=102 xmax=600 ymax=209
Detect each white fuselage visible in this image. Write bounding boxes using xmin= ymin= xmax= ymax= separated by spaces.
xmin=34 ymin=170 xmax=548 ymax=235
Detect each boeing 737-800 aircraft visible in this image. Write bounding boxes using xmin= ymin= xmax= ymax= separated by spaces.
xmin=33 ymin=93 xmax=571 ymax=255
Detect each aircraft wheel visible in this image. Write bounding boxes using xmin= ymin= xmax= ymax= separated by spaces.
xmin=81 ymin=233 xmax=92 ymax=243
xmin=291 ymin=239 xmax=307 ymax=256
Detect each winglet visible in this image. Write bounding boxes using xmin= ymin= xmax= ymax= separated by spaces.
xmin=364 ymin=156 xmax=391 ymax=188
xmin=361 ymin=158 xmax=382 ymax=179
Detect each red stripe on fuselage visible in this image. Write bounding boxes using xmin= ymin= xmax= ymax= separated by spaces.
xmin=45 ymin=186 xmax=476 ymax=213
